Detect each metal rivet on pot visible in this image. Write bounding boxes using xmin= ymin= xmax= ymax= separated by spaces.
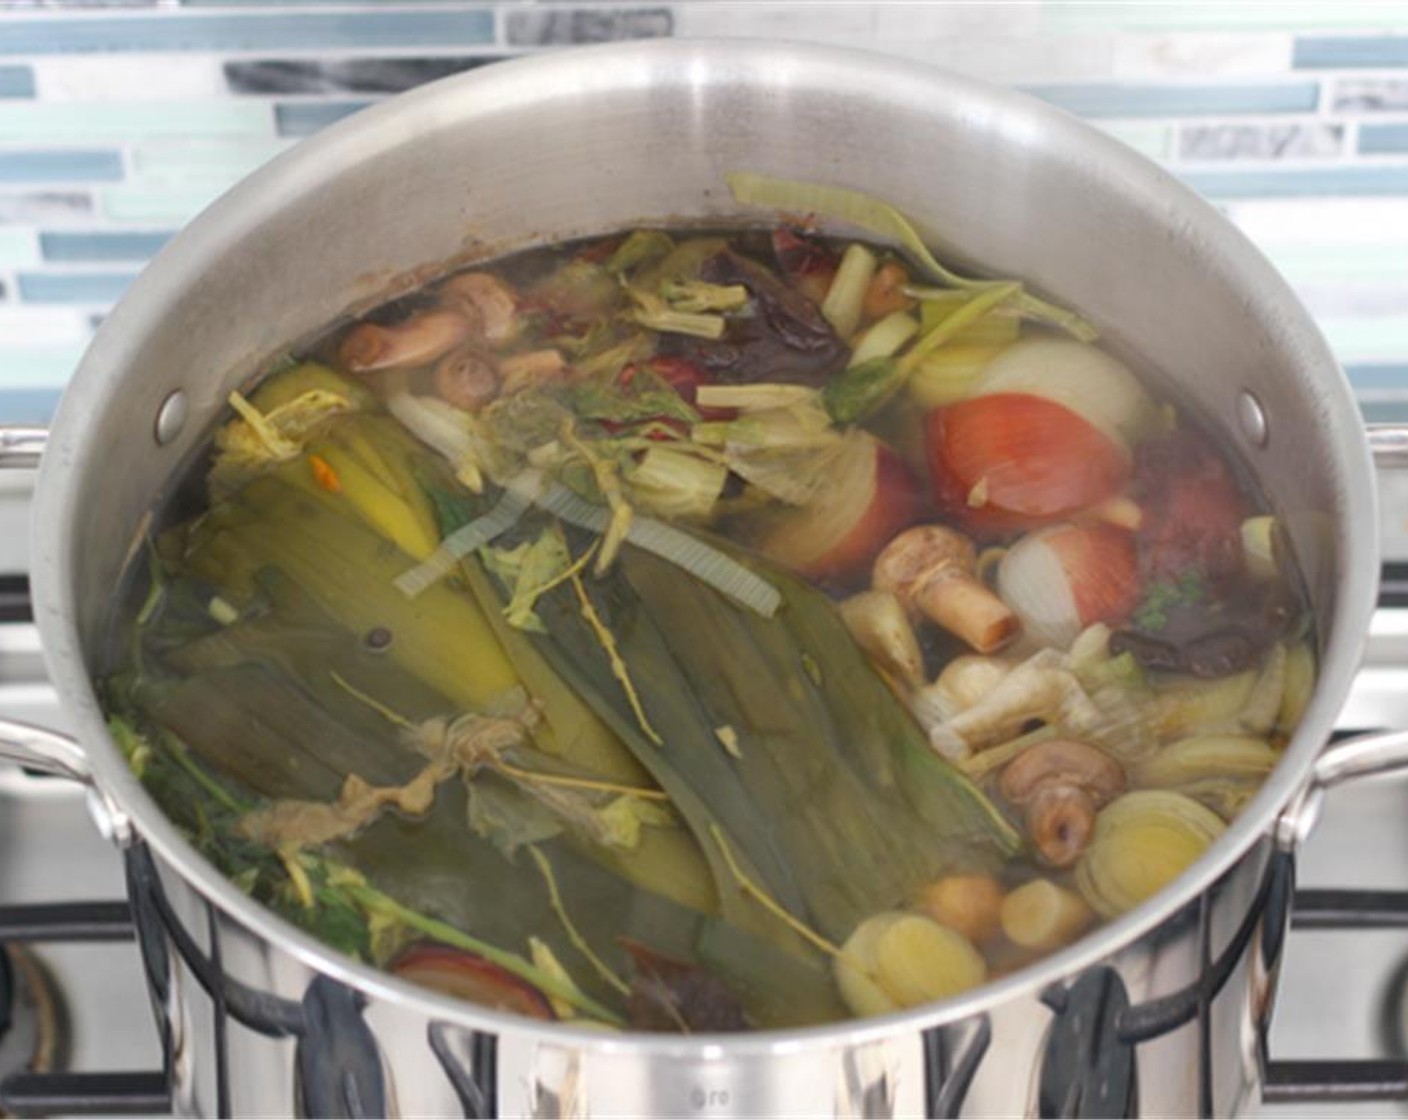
xmin=1237 ymin=390 xmax=1268 ymax=448
xmin=154 ymin=390 xmax=188 ymax=446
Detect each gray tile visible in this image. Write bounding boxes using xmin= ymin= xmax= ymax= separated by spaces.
xmin=1179 ymin=123 xmax=1344 ymax=161
xmin=1294 ymin=35 xmax=1408 ymax=69
xmin=0 ymin=67 xmax=34 ymax=98
xmin=506 ymin=7 xmax=671 ymax=46
xmin=1335 ymin=78 xmax=1408 ymax=112
xmin=0 ymin=191 xmax=94 ymax=224
xmin=0 ymin=10 xmax=495 ymax=53
xmin=1023 ymin=80 xmax=1320 ymax=118
xmin=226 ymin=56 xmax=499 ymax=96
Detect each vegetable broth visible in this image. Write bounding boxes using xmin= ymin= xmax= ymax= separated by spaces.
xmin=102 ymin=177 xmax=1314 ymax=1031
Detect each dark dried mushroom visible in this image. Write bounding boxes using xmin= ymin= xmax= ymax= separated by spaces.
xmin=660 ymin=247 xmax=849 ymax=383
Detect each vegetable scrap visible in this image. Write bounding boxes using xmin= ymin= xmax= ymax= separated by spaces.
xmin=101 ymin=175 xmax=1315 ymax=1032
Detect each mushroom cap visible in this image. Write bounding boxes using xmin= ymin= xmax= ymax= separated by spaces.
xmin=873 ymin=524 xmax=978 ymax=603
xmin=998 ymin=738 xmax=1126 ymax=806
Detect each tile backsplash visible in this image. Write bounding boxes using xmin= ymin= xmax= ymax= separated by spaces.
xmin=0 ymin=1 xmax=1406 ymax=422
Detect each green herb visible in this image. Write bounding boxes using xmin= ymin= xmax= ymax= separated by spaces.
xmin=1133 ymin=570 xmax=1206 ymax=632
xmin=481 ymin=524 xmax=574 ymax=633
xmin=559 ymin=371 xmax=700 ymax=427
xmin=821 ymin=356 xmax=906 ymax=424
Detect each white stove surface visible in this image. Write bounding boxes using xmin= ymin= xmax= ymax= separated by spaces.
xmin=4 ymin=470 xmax=1408 ymax=1117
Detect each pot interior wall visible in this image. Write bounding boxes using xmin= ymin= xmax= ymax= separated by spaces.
xmin=41 ymin=41 xmax=1369 ymax=840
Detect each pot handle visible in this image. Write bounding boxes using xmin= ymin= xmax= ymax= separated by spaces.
xmin=1276 ymin=728 xmax=1408 ymax=850
xmin=1368 ymin=424 xmax=1408 ymax=469
xmin=0 ymin=717 xmax=91 ymax=783
xmin=0 ymin=425 xmax=47 ymax=470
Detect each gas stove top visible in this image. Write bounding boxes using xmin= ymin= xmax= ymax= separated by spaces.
xmin=2 ymin=473 xmax=1408 ymax=1118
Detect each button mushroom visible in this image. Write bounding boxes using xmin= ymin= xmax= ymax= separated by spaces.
xmin=999 ymin=738 xmax=1126 ymax=868
xmin=440 ymin=272 xmax=519 ymax=345
xmin=873 ymin=525 xmax=1019 ymax=654
xmin=339 ymin=309 xmax=473 ymax=374
xmin=433 ymin=347 xmax=499 ymax=412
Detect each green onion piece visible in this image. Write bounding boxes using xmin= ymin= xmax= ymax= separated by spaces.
xmin=393 ymin=475 xmax=538 ymax=598
xmin=898 ymin=283 xmax=1020 ymax=374
xmin=534 ymin=482 xmax=782 ymax=618
xmin=726 ymin=171 xmax=1098 ymax=341
xmin=822 ymin=357 xmax=906 ymax=425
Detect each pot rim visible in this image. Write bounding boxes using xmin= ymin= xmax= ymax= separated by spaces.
xmin=30 ymin=37 xmax=1379 ymax=1056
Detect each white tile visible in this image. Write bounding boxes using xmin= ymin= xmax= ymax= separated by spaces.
xmin=874 ymin=33 xmax=1114 ymax=84
xmin=672 ymin=1 xmax=876 ymax=45
xmin=0 ymin=306 xmax=94 ymax=348
xmin=30 ymin=54 xmax=228 ymax=102
xmin=1290 ymin=279 xmax=1408 ymax=319
xmin=1225 ymin=196 xmax=1408 ymax=247
xmin=1113 ymin=31 xmax=1293 ymax=78
xmin=871 ymin=1 xmax=1044 ymax=39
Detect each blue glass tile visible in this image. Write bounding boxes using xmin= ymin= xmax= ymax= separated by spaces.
xmin=0 ymin=151 xmax=124 ymax=184
xmin=0 ymin=388 xmax=62 ymax=425
xmin=1024 ymin=82 xmax=1321 ymax=119
xmin=1294 ymin=36 xmax=1408 ymax=69
xmin=1346 ymin=364 xmax=1408 ymax=392
xmin=274 ymin=100 xmax=372 ymax=138
xmin=1361 ymin=400 xmax=1408 ymax=425
xmin=0 ymin=66 xmax=34 ymax=99
xmin=1181 ymin=165 xmax=1408 ymax=199
xmin=1360 ymin=123 xmax=1408 ymax=155
xmin=0 ymin=11 xmax=494 ymax=54
xmin=40 ymin=230 xmax=173 ymax=262
xmin=18 ymin=271 xmax=137 ymax=304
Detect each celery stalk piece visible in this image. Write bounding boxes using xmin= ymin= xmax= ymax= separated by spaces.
xmin=820 ymin=243 xmax=878 ymax=340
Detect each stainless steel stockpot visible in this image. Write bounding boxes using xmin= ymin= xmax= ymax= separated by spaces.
xmin=1 ymin=39 xmax=1405 ymax=1118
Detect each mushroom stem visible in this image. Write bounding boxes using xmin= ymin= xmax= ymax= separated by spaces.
xmin=340 ymin=309 xmax=472 ymax=373
xmin=999 ymin=738 xmax=1126 ymax=867
xmin=873 ymin=525 xmax=1018 ymax=653
xmin=915 ymin=570 xmax=1019 ymax=654
xmin=1024 ymin=785 xmax=1096 ymax=868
